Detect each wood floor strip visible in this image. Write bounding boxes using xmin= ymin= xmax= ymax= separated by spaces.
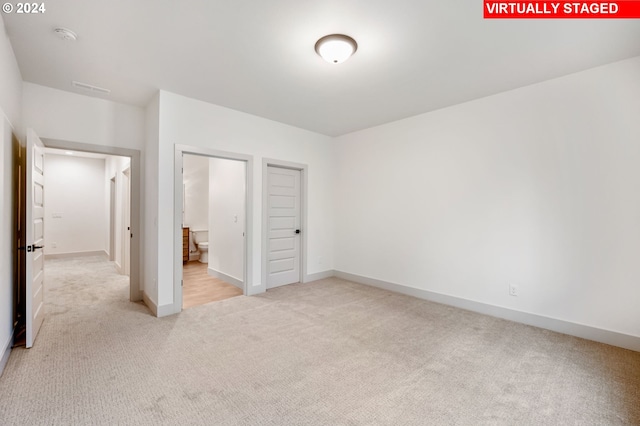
xmin=182 ymin=262 xmax=242 ymax=309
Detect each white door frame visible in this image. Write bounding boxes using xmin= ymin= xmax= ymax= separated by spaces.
xmin=173 ymin=145 xmax=253 ymax=313
xmin=262 ymin=158 xmax=308 ymax=289
xmin=42 ymin=138 xmax=142 ymax=302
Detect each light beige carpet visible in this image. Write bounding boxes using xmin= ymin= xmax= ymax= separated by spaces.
xmin=0 ymin=255 xmax=638 ymax=425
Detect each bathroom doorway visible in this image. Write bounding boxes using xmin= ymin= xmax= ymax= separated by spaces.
xmin=179 ymin=151 xmax=249 ymax=309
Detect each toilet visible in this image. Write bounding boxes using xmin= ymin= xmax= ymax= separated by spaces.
xmin=197 ymin=241 xmax=208 ymax=263
xmin=192 ymin=230 xmax=209 ymax=263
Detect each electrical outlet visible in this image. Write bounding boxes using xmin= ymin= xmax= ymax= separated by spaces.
xmin=509 ymin=284 xmax=518 ymax=296
xmin=318 ymin=256 xmax=323 ymax=266
xmin=52 ymin=242 xmax=57 ymax=248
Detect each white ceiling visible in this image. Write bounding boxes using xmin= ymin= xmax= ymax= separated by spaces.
xmin=4 ymin=1 xmax=640 ymax=136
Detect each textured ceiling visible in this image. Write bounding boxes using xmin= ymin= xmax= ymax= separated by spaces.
xmin=4 ymin=0 xmax=640 ymax=136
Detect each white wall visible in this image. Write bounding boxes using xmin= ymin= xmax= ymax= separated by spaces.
xmin=0 ymin=18 xmax=22 ymax=140
xmin=22 ymin=83 xmax=145 ymax=150
xmin=183 ymin=154 xmax=209 ymax=231
xmin=334 ymin=56 xmax=640 ymax=339
xmin=0 ymin=113 xmax=19 ymax=374
xmin=0 ymin=16 xmax=22 ymax=373
xmin=209 ymin=158 xmax=245 ymax=283
xmin=144 ymin=93 xmax=160 ymax=306
xmin=44 ymin=154 xmax=107 ymax=256
xmin=154 ymin=90 xmax=335 ymax=309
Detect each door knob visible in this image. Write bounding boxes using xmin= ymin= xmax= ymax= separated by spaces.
xmin=295 ymin=229 xmax=300 ymax=234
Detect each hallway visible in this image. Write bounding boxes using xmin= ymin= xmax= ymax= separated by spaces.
xmin=44 ymin=255 xmax=130 ymax=310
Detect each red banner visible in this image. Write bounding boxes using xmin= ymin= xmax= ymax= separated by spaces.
xmin=484 ymin=1 xmax=640 ymax=18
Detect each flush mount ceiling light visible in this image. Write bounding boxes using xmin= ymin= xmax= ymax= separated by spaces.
xmin=315 ymin=34 xmax=358 ymax=64
xmin=53 ymin=27 xmax=77 ymax=41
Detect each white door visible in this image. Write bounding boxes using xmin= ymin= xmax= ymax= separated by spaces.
xmin=266 ymin=166 xmax=301 ymax=288
xmin=25 ymin=129 xmax=45 ymax=348
xmin=109 ymin=178 xmax=115 ymax=261
xmin=122 ymin=169 xmax=130 ymax=276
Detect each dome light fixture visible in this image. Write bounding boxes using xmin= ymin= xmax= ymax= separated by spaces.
xmin=315 ymin=34 xmax=358 ymax=64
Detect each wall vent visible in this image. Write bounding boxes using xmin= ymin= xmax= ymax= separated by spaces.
xmin=72 ymin=81 xmax=111 ymax=94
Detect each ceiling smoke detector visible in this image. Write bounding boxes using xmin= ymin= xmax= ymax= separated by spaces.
xmin=54 ymin=27 xmax=77 ymax=41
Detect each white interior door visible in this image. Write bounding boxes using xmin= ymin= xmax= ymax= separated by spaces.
xmin=266 ymin=166 xmax=301 ymax=288
xmin=109 ymin=177 xmax=115 ymax=261
xmin=122 ymin=168 xmax=130 ymax=276
xmin=25 ymin=129 xmax=45 ymax=348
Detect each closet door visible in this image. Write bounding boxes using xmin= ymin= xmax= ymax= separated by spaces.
xmin=266 ymin=166 xmax=301 ymax=288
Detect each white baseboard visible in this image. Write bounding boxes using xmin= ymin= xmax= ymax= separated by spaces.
xmin=45 ymin=250 xmax=108 ymax=260
xmin=143 ymin=293 xmax=176 ymax=317
xmin=334 ymin=270 xmax=640 ymax=353
xmin=142 ymin=292 xmax=158 ymax=317
xmin=304 ymin=270 xmax=335 ymax=283
xmin=157 ymin=303 xmax=177 ymax=317
xmin=208 ymin=267 xmax=243 ymax=289
xmin=0 ymin=330 xmax=14 ymax=378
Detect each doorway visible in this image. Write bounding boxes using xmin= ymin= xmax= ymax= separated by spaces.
xmin=174 ymin=145 xmax=253 ymax=313
xmin=181 ymin=153 xmax=245 ymax=309
xmin=15 ymin=135 xmax=141 ymax=348
xmin=42 ymin=148 xmax=131 ymax=284
xmin=41 ymin=138 xmax=141 ymax=302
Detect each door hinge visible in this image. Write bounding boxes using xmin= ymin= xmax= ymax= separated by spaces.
xmin=181 ymin=280 xmax=183 ymax=287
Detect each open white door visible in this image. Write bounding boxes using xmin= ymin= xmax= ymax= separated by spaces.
xmin=25 ymin=129 xmax=45 ymax=348
xmin=122 ymin=168 xmax=131 ymax=276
